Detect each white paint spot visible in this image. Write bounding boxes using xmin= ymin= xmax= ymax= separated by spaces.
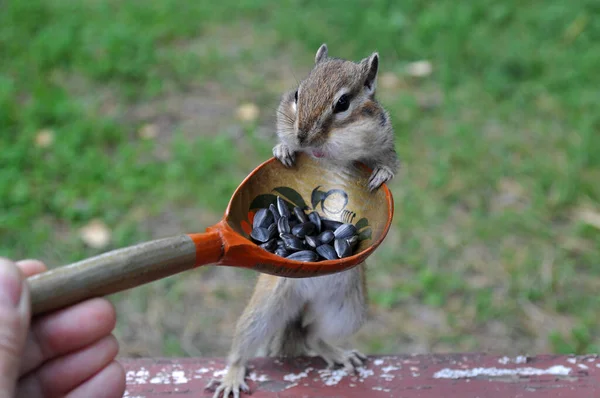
xmin=196 ymin=367 xmax=211 ymax=374
xmin=126 ymin=368 xmax=150 ymax=384
xmin=284 ymin=369 xmax=311 ymax=382
xmin=349 ymin=383 xmax=356 ymax=387
xmin=498 ymin=356 xmax=527 ymax=365
xmin=318 ymin=368 xmax=348 ymax=386
xmin=411 ymin=372 xmax=420 ymax=377
xmin=248 ymin=372 xmax=269 ymax=382
xmin=578 ymin=364 xmax=589 ymax=370
xmin=213 ymin=367 xmax=228 ymax=378
xmin=373 ymin=359 xmax=384 ymax=366
xmin=372 ymin=386 xmax=392 ymax=392
xmin=150 ymin=371 xmax=171 ymax=384
xmin=567 ymin=358 xmax=577 ymax=364
xmin=596 ymin=364 xmax=600 ymax=368
xmin=433 ymin=365 xmax=572 ymax=379
xmin=172 ymin=370 xmax=188 ymax=384
xmin=357 ymin=367 xmax=374 ymax=379
xmin=380 ymin=373 xmax=395 ymax=381
xmin=284 ymin=382 xmax=298 ymax=390
xmin=515 ymin=356 xmax=528 ymax=364
xmin=382 ymin=365 xmax=400 ymax=373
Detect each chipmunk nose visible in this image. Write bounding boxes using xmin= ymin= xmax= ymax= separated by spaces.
xmin=297 ymin=129 xmax=308 ymax=145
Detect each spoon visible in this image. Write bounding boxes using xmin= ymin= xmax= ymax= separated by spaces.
xmin=28 ymin=153 xmax=394 ymax=316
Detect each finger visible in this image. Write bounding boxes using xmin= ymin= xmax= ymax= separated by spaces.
xmin=17 ymin=335 xmax=120 ymax=398
xmin=0 ymin=258 xmax=30 ymax=398
xmin=65 ymin=361 xmax=126 ymax=398
xmin=20 ymin=298 xmax=116 ymax=375
xmin=15 ymin=260 xmax=47 ymax=278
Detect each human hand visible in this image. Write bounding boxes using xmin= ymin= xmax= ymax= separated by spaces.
xmin=0 ymin=258 xmax=126 ymax=398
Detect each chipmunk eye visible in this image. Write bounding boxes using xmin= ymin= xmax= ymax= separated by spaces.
xmin=294 ymin=90 xmax=298 ymax=103
xmin=333 ymin=94 xmax=350 ymax=113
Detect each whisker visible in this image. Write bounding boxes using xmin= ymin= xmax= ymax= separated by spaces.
xmin=290 ymin=68 xmax=300 ymax=86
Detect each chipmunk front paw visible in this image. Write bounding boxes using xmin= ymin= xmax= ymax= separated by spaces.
xmin=206 ymin=365 xmax=249 ymax=398
xmin=273 ymin=143 xmax=296 ymax=167
xmin=368 ymin=165 xmax=394 ymax=191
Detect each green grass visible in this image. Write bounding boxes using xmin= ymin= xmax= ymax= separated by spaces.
xmin=1 ymin=0 xmax=599 ymax=356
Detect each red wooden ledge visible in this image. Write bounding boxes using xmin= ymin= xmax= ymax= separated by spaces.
xmin=120 ymin=354 xmax=600 ymax=397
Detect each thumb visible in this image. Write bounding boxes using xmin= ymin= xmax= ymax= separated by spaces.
xmin=0 ymin=258 xmax=31 ymax=398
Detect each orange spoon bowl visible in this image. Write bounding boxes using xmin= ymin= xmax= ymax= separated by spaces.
xmin=28 ymin=153 xmax=394 ymax=316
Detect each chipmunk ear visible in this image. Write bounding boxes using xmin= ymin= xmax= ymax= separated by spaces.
xmin=315 ymin=44 xmax=328 ymax=64
xmin=362 ymin=52 xmax=379 ymax=95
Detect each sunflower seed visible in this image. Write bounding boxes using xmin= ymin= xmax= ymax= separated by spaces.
xmin=316 ymin=244 xmax=337 ymax=260
xmin=322 ymin=219 xmax=343 ymax=231
xmin=275 ymin=247 xmax=290 ymax=257
xmin=277 ymin=197 xmax=291 ymax=218
xmin=308 ymin=212 xmax=322 ymax=233
xmin=333 ymin=223 xmax=357 ymax=239
xmin=259 ymin=239 xmax=277 ymax=252
xmin=294 ymin=206 xmax=308 ymax=223
xmin=267 ymin=223 xmax=278 ymax=239
xmin=269 ymin=204 xmax=281 ymax=223
xmin=286 ymin=250 xmax=319 ymax=262
xmin=276 ymin=239 xmax=286 ymax=248
xmin=334 ymin=239 xmax=352 ymax=258
xmin=253 ymin=208 xmax=273 ymax=229
xmin=317 ymin=230 xmax=335 ymax=244
xmin=277 ymin=217 xmax=291 ymax=234
xmin=251 ymin=227 xmax=272 ymax=243
xmin=280 ymin=233 xmax=305 ymax=251
xmin=305 ymin=235 xmax=319 ymax=248
xmin=292 ymin=222 xmax=316 ymax=238
xmin=346 ymin=235 xmax=359 ymax=248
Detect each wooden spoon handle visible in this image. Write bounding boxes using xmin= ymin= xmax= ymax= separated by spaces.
xmin=28 ymin=231 xmax=223 ymax=316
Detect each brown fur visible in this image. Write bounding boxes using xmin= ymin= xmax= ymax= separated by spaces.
xmin=274 ymin=44 xmax=400 ymax=188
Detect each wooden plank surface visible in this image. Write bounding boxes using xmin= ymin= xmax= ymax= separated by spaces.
xmin=121 ymin=354 xmax=600 ymax=397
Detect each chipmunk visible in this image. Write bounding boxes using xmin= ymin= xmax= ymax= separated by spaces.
xmin=273 ymin=43 xmax=400 ymax=191
xmin=209 ymin=44 xmax=399 ymax=398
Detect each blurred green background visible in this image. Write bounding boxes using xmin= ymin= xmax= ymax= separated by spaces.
xmin=1 ymin=0 xmax=599 ymax=357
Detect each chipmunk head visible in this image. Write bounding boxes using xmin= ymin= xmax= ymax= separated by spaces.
xmin=276 ymin=44 xmax=382 ymax=160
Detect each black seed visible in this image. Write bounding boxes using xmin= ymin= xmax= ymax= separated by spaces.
xmin=317 ymin=230 xmax=334 ymax=244
xmin=346 ymin=235 xmax=359 ymax=248
xmin=294 ymin=207 xmax=308 ymax=223
xmin=277 ymin=217 xmax=291 ymax=234
xmin=281 ymin=233 xmax=305 ymax=251
xmin=277 ymin=196 xmax=290 ymax=218
xmin=316 ymin=244 xmax=337 ymax=260
xmin=289 ymin=219 xmax=299 ymax=229
xmin=308 ymin=212 xmax=322 ymax=233
xmin=292 ymin=222 xmax=316 ymax=238
xmin=251 ymin=227 xmax=271 ymax=243
xmin=269 ymin=204 xmax=280 ymax=223
xmin=322 ymin=219 xmax=343 ymax=231
xmin=274 ymin=247 xmax=290 ymax=257
xmin=253 ymin=208 xmax=273 ymax=229
xmin=286 ymin=250 xmax=319 ymax=262
xmin=267 ymin=223 xmax=278 ymax=239
xmin=305 ymin=235 xmax=319 ymax=248
xmin=259 ymin=239 xmax=277 ymax=252
xmin=276 ymin=239 xmax=286 ymax=248
xmin=334 ymin=239 xmax=352 ymax=258
xmin=333 ymin=223 xmax=357 ymax=239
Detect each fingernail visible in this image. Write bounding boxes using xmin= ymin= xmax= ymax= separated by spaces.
xmin=0 ymin=259 xmax=23 ymax=308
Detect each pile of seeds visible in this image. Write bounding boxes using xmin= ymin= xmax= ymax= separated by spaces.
xmin=250 ymin=196 xmax=359 ymax=262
